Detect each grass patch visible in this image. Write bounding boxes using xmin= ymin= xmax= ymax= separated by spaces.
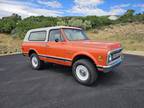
xmin=87 ymin=23 xmax=144 ymax=51
xmin=0 ymin=34 xmax=22 ymax=55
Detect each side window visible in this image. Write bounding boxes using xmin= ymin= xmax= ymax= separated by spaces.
xmin=49 ymin=29 xmax=63 ymax=42
xmin=29 ymin=31 xmax=46 ymax=41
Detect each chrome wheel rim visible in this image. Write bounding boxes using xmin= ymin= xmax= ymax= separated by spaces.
xmin=31 ymin=56 xmax=38 ymax=68
xmin=75 ymin=65 xmax=89 ymax=81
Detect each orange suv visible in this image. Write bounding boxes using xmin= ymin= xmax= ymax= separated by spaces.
xmin=22 ymin=26 xmax=122 ymax=85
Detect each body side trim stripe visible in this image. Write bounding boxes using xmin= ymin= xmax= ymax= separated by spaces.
xmin=38 ymin=54 xmax=72 ymax=62
xmin=22 ymin=52 xmax=72 ymax=62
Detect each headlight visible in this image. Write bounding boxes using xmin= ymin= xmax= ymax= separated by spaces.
xmin=108 ymin=54 xmax=112 ymax=62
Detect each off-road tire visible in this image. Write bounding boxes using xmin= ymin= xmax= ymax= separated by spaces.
xmin=72 ymin=59 xmax=98 ymax=86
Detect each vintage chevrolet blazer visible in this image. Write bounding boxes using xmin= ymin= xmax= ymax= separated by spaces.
xmin=22 ymin=26 xmax=122 ymax=85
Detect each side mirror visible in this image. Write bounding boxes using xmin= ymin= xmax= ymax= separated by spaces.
xmin=55 ymin=38 xmax=59 ymax=42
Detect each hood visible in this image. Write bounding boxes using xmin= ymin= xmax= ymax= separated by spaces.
xmin=70 ymin=40 xmax=121 ymax=50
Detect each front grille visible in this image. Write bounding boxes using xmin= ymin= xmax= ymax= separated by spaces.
xmin=107 ymin=48 xmax=122 ymax=65
xmin=111 ymin=49 xmax=122 ymax=61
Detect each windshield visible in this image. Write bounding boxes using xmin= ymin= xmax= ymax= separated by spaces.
xmin=63 ymin=28 xmax=89 ymax=41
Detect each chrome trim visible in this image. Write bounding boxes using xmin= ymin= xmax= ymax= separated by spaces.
xmin=97 ymin=57 xmax=122 ymax=73
xmin=103 ymin=57 xmax=122 ymax=68
xmin=98 ymin=57 xmax=122 ymax=68
xmin=107 ymin=48 xmax=122 ymax=65
xmin=109 ymin=48 xmax=122 ymax=53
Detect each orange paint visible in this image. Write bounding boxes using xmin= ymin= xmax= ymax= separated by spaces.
xmin=22 ymin=27 xmax=122 ymax=69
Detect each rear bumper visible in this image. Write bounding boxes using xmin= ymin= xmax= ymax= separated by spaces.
xmin=97 ymin=57 xmax=122 ymax=73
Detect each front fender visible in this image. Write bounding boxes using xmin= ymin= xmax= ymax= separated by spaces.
xmin=72 ymin=51 xmax=98 ymax=65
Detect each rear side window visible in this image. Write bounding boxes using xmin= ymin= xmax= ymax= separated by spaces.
xmin=29 ymin=31 xmax=46 ymax=41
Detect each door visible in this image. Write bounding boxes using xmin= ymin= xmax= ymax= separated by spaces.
xmin=45 ymin=29 xmax=71 ymax=65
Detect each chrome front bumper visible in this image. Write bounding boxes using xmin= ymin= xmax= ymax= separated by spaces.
xmin=97 ymin=57 xmax=122 ymax=73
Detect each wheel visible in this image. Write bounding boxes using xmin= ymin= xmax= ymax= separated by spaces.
xmin=72 ymin=59 xmax=98 ymax=86
xmin=30 ymin=53 xmax=44 ymax=70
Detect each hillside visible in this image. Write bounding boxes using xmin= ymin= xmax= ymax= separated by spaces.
xmin=0 ymin=34 xmax=22 ymax=55
xmin=88 ymin=23 xmax=144 ymax=51
xmin=0 ymin=23 xmax=144 ymax=55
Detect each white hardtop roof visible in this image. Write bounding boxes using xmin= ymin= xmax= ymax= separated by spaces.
xmin=29 ymin=26 xmax=82 ymax=32
xmin=24 ymin=26 xmax=82 ymax=42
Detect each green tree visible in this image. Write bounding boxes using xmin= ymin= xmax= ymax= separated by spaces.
xmin=57 ymin=20 xmax=67 ymax=26
xmin=119 ymin=9 xmax=135 ymax=23
xmin=0 ymin=10 xmax=143 ymax=39
xmin=11 ymin=16 xmax=58 ymax=38
xmin=0 ymin=13 xmax=21 ymax=33
xmin=67 ymin=18 xmax=91 ymax=30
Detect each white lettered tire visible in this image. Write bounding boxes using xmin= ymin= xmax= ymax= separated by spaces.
xmin=30 ymin=53 xmax=44 ymax=70
xmin=72 ymin=59 xmax=98 ymax=86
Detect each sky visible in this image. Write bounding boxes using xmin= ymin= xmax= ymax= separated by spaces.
xmin=0 ymin=0 xmax=144 ymax=18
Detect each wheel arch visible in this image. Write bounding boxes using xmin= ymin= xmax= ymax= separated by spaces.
xmin=72 ymin=53 xmax=98 ymax=67
xmin=28 ymin=49 xmax=38 ymax=57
